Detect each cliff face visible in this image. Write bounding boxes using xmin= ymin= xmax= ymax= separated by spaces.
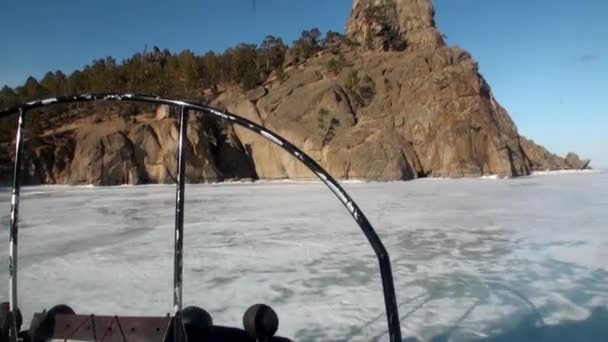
xmin=212 ymin=46 xmax=533 ymax=180
xmin=18 ymin=109 xmax=254 ymax=185
xmin=0 ymin=0 xmax=590 ymax=185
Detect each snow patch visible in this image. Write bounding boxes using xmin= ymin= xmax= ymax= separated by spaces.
xmin=532 ymin=169 xmax=600 ymax=176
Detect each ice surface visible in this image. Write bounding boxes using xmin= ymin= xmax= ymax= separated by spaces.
xmin=1 ymin=172 xmax=607 ymax=341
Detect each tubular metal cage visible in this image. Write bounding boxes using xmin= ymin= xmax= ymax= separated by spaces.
xmin=0 ymin=94 xmax=402 ymax=342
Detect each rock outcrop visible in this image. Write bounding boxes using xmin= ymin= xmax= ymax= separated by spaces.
xmin=565 ymin=152 xmax=591 ymax=170
xmin=213 ymin=45 xmax=536 ymax=179
xmin=520 ymin=137 xmax=568 ymax=171
xmin=520 ymin=137 xmax=591 ymax=171
xmin=345 ymin=0 xmax=444 ymax=51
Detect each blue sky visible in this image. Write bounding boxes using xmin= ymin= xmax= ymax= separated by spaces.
xmin=0 ymin=0 xmax=605 ymax=167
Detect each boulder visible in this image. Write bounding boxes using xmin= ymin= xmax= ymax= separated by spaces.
xmin=246 ymin=86 xmax=268 ymax=102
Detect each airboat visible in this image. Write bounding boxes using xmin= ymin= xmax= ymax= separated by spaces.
xmin=0 ymin=94 xmax=402 ymax=342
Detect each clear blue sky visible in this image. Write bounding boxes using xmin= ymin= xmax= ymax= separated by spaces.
xmin=0 ymin=0 xmax=606 ymax=167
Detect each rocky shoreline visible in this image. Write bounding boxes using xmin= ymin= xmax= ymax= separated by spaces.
xmin=0 ymin=0 xmax=590 ymax=186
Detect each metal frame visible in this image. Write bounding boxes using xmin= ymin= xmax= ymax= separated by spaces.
xmin=7 ymin=108 xmax=26 ymax=341
xmin=1 ymin=94 xmax=402 ymax=342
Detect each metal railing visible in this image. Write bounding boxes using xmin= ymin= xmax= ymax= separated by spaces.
xmin=0 ymin=94 xmax=402 ymax=342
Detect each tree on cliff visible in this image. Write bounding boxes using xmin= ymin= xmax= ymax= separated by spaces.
xmin=0 ymin=85 xmax=19 ymax=108
xmin=259 ymin=35 xmax=287 ymax=74
xmin=41 ymin=71 xmax=68 ymax=96
xmin=17 ymin=77 xmax=47 ymax=100
xmin=225 ymin=43 xmax=261 ymax=90
xmin=292 ymin=28 xmax=322 ymax=62
xmin=323 ymin=30 xmax=344 ymax=52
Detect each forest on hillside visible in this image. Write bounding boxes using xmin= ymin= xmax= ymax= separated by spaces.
xmin=0 ymin=29 xmax=346 ymax=143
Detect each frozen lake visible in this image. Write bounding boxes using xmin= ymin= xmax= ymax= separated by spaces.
xmin=1 ymin=171 xmax=607 ymax=341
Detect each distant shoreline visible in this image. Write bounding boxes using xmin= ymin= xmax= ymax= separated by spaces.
xmin=0 ymin=169 xmax=602 ymax=191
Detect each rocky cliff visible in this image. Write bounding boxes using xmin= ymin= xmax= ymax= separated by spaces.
xmin=15 ymin=108 xmax=254 ymax=185
xmin=0 ymin=0 xmax=590 ymax=185
xmin=212 ymin=46 xmax=533 ymax=180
